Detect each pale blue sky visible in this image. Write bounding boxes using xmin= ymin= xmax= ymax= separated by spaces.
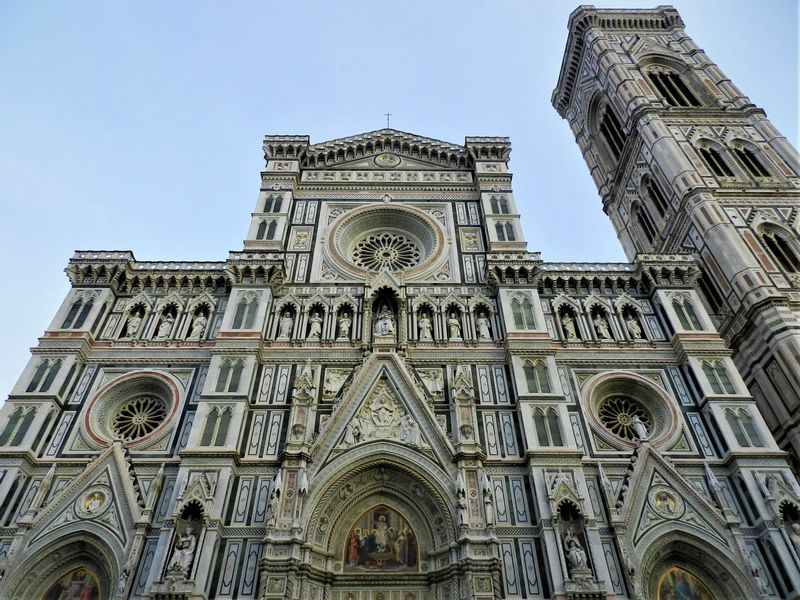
xmin=0 ymin=1 xmax=797 ymax=399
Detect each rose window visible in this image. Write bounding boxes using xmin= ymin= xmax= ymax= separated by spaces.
xmin=112 ymin=394 xmax=167 ymax=441
xmin=598 ymin=396 xmax=650 ymax=441
xmin=351 ymin=233 xmax=422 ymax=271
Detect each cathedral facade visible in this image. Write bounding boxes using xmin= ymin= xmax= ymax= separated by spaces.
xmin=1 ymin=6 xmax=800 ymax=600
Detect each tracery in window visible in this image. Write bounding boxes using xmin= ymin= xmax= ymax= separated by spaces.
xmin=112 ymin=395 xmax=167 ymax=441
xmin=702 ymin=361 xmax=736 ymax=394
xmin=732 ymin=145 xmax=770 ymax=178
xmin=533 ymin=407 xmax=563 ymax=446
xmin=511 ymin=296 xmax=536 ymax=330
xmin=632 ymin=201 xmax=657 ymax=245
xmin=263 ymin=194 xmax=282 ymax=213
xmin=725 ymin=408 xmax=763 ymax=447
xmin=490 ymin=195 xmax=509 ymax=214
xmin=256 ymin=219 xmax=278 ymax=241
xmin=646 ymin=67 xmax=701 ymax=107
xmin=598 ymin=395 xmax=650 ymax=442
xmin=215 ymin=360 xmax=244 ymax=393
xmin=671 ymin=296 xmax=702 ymax=330
xmin=523 ymin=359 xmax=551 ymax=393
xmin=697 ymin=144 xmax=734 ymax=177
xmin=232 ymin=293 xmax=259 ymax=329
xmin=62 ymin=295 xmax=94 ymax=329
xmin=0 ymin=407 xmax=36 ymax=446
xmin=201 ymin=406 xmax=233 ymax=446
xmin=760 ymin=227 xmax=800 ymax=273
xmin=26 ymin=359 xmax=62 ymax=393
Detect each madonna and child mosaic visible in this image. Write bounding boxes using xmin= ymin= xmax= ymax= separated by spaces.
xmin=344 ymin=506 xmax=418 ymax=572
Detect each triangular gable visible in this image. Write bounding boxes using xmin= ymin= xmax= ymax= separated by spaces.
xmin=615 ymin=445 xmax=730 ymax=551
xmin=24 ymin=442 xmax=143 ymax=552
xmin=310 ymin=354 xmax=454 ymax=471
xmin=629 ymin=36 xmax=684 ymax=63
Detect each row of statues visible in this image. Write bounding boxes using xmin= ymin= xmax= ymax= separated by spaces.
xmin=120 ymin=309 xmax=208 ymax=341
xmin=561 ymin=311 xmax=643 ymax=341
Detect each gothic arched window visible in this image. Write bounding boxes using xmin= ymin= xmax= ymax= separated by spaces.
xmin=232 ymin=294 xmax=259 ymax=329
xmin=523 ymin=360 xmax=551 ymax=393
xmin=61 ymin=296 xmax=94 ymax=329
xmin=725 ymin=408 xmax=763 ymax=448
xmin=533 ymin=408 xmax=563 ymax=446
xmin=266 ymin=221 xmax=278 ymax=240
xmin=599 ymin=106 xmax=626 ymax=161
xmin=634 ymin=203 xmax=658 ymax=244
xmin=512 ymin=296 xmax=536 ymax=330
xmin=0 ymin=407 xmax=36 ymax=446
xmin=505 ymin=223 xmax=516 ymax=241
xmin=26 ymin=359 xmax=62 ymax=393
xmin=215 ymin=360 xmax=244 ymax=393
xmin=256 ymin=220 xmax=267 ymax=240
xmin=490 ymin=196 xmax=509 ymax=214
xmin=702 ymin=361 xmax=736 ymax=394
xmin=671 ymin=297 xmax=702 ymax=330
xmin=646 ymin=67 xmax=701 ymax=107
xmin=732 ymin=145 xmax=770 ymax=178
xmin=201 ymin=407 xmax=233 ymax=446
xmin=644 ymin=176 xmax=669 ymax=218
xmin=698 ymin=145 xmax=734 ymax=177
xmin=761 ymin=228 xmax=800 ymax=273
xmin=495 ymin=222 xmax=506 ymax=241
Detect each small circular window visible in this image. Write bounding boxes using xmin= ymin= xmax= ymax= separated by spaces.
xmin=351 ymin=232 xmax=422 ymax=271
xmin=598 ymin=396 xmax=651 ymax=441
xmin=112 ymin=394 xmax=167 ymax=441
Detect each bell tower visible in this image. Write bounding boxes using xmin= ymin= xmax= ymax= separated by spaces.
xmin=552 ymin=6 xmax=800 ymax=465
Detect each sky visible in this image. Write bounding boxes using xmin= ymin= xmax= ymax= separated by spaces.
xmin=0 ymin=1 xmax=797 ymax=400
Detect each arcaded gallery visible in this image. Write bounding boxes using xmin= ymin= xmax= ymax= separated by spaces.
xmin=1 ymin=6 xmax=800 ymax=600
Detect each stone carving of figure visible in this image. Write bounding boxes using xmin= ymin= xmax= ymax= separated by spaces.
xmin=266 ymin=489 xmax=279 ymax=529
xmin=561 ymin=313 xmax=578 ymax=340
xmin=344 ymin=416 xmax=363 ymax=446
xmin=186 ymin=312 xmax=207 ymax=341
xmin=593 ymin=314 xmax=611 ymax=340
xmin=631 ymin=415 xmax=649 ymax=441
xmin=156 ymin=313 xmax=174 ymax=340
xmin=457 ymin=489 xmax=468 ymax=527
xmin=307 ymin=312 xmax=322 ymax=340
xmin=448 ymin=313 xmax=462 ymax=339
xmin=278 ymin=311 xmax=293 ymax=340
xmin=476 ymin=312 xmax=491 ymax=340
xmin=84 ymin=491 xmax=104 ymax=514
xmin=420 ymin=369 xmax=444 ymax=396
xmin=168 ymin=525 xmax=198 ymax=575
xmin=790 ymin=523 xmax=800 ymax=557
xmin=123 ymin=309 xmax=143 ymax=339
xmin=399 ymin=414 xmax=422 ymax=446
xmin=418 ymin=312 xmax=433 ymax=341
xmin=374 ymin=305 xmax=395 ymax=337
xmin=337 ymin=312 xmax=352 ymax=340
xmin=483 ymin=487 xmax=495 ymax=526
xmin=625 ymin=314 xmax=643 ymax=340
xmin=564 ymin=530 xmax=588 ymax=571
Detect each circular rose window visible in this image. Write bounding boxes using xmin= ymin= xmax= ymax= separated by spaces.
xmin=84 ymin=371 xmax=179 ymax=448
xmin=327 ymin=204 xmax=446 ymax=278
xmin=598 ymin=396 xmax=651 ymax=441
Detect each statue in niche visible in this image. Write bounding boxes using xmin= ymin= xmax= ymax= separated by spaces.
xmin=457 ymin=488 xmax=469 ymax=526
xmin=374 ymin=305 xmax=395 ymax=337
xmin=277 ymin=311 xmax=293 ymax=340
xmin=625 ymin=313 xmax=643 ymax=340
xmin=448 ymin=313 xmax=462 ymax=339
xmin=632 ymin=414 xmax=649 ymax=441
xmin=418 ymin=312 xmax=433 ymax=341
xmin=122 ymin=308 xmax=144 ymax=339
xmin=561 ymin=313 xmax=578 ymax=340
xmin=344 ymin=415 xmax=363 ymax=446
xmin=593 ymin=313 xmax=611 ymax=339
xmin=186 ymin=311 xmax=207 ymax=341
xmin=790 ymin=523 xmax=800 ymax=556
xmin=563 ymin=530 xmax=588 ymax=572
xmin=476 ymin=312 xmax=491 ymax=340
xmin=483 ymin=487 xmax=495 ymax=526
xmin=337 ymin=312 xmax=352 ymax=340
xmin=156 ymin=311 xmax=175 ymax=340
xmin=307 ymin=311 xmax=322 ymax=340
xmin=168 ymin=524 xmax=198 ymax=576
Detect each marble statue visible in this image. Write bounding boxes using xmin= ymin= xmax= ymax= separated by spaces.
xmin=374 ymin=305 xmax=395 ymax=337
xmin=399 ymin=414 xmax=422 ymax=446
xmin=186 ymin=312 xmax=207 ymax=341
xmin=344 ymin=416 xmax=363 ymax=446
xmin=307 ymin=311 xmax=322 ymax=339
xmin=457 ymin=489 xmax=468 ymax=526
xmin=593 ymin=314 xmax=611 ymax=339
xmin=156 ymin=313 xmax=174 ymax=340
xmin=625 ymin=314 xmax=643 ymax=340
xmin=483 ymin=487 xmax=495 ymax=526
xmin=266 ymin=489 xmax=279 ymax=528
xmin=564 ymin=530 xmax=588 ymax=571
xmin=631 ymin=414 xmax=649 ymax=441
xmin=561 ymin=313 xmax=577 ymax=340
xmin=278 ymin=311 xmax=293 ymax=340
xmin=337 ymin=312 xmax=352 ymax=340
xmin=123 ymin=310 xmax=143 ymax=339
xmin=476 ymin=312 xmax=491 ymax=340
xmin=790 ymin=523 xmax=800 ymax=556
xmin=418 ymin=312 xmax=433 ymax=341
xmin=168 ymin=526 xmax=198 ymax=575
xmin=448 ymin=313 xmax=462 ymax=339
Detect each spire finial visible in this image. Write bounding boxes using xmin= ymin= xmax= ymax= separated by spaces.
xmin=385 ymin=112 xmax=392 ymax=128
